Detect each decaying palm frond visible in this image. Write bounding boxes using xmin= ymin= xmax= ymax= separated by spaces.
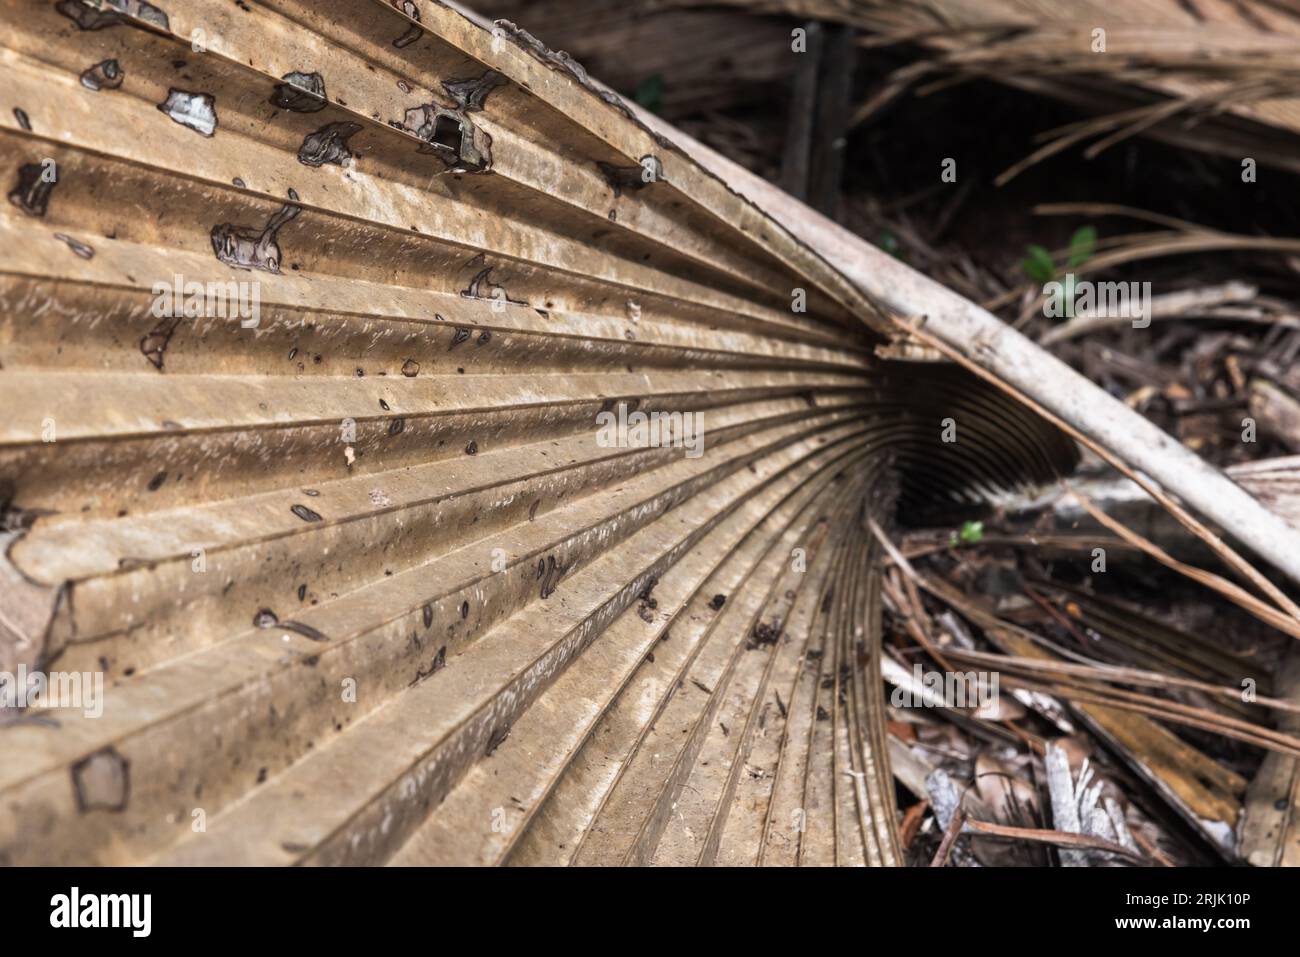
xmin=1 ymin=0 xmax=1297 ymax=868
xmin=0 ymin=0 xmax=1083 ymax=866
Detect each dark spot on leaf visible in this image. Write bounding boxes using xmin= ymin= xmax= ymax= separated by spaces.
xmin=211 ymin=201 xmax=301 ymax=274
xmin=280 ymin=620 xmax=329 ymax=642
xmin=485 ymin=723 xmax=511 ymax=756
xmin=298 ymin=121 xmax=362 ymax=167
xmin=71 ymin=748 xmax=130 ymax=813
xmin=270 ymin=71 xmax=327 ymax=112
xmin=409 ymin=645 xmax=446 ymax=686
xmin=390 ymin=0 xmax=423 ymax=48
xmin=53 ymin=233 xmax=94 ymax=259
xmin=57 ymin=0 xmax=169 ymax=31
xmin=80 ymin=59 xmax=124 ymax=92
xmin=442 ymin=70 xmax=507 ymax=112
xmin=158 ymin=88 xmax=217 ymax=136
xmin=8 ymin=163 xmax=55 ymax=217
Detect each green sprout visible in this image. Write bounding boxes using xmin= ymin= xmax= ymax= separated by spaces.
xmin=1066 ymin=225 xmax=1097 ymax=269
xmin=877 ymin=229 xmax=907 ymax=262
xmin=1023 ymin=226 xmax=1097 ymax=315
xmin=949 ymin=519 xmax=985 ymax=547
xmin=1022 ymin=225 xmax=1097 ymax=283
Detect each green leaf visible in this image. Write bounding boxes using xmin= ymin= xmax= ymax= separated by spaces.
xmin=1066 ymin=225 xmax=1097 ymax=269
xmin=1022 ymin=244 xmax=1056 ymax=284
xmin=876 ymin=230 xmax=908 ymax=263
xmin=633 ymin=74 xmax=665 ymax=113
xmin=958 ymin=520 xmax=984 ymax=545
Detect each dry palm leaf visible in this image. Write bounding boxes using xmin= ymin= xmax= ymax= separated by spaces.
xmin=670 ymin=0 xmax=1300 ymax=172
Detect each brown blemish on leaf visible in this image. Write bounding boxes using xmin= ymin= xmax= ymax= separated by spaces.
xmin=442 ymin=71 xmax=507 ymax=112
xmin=598 ymin=163 xmax=644 ymax=197
xmin=211 ymin=200 xmax=301 ymax=273
xmin=139 ymin=315 xmax=180 ymax=370
xmin=8 ymin=164 xmax=55 ymax=217
xmin=637 ymin=576 xmax=659 ymax=623
xmin=298 ymin=121 xmax=361 ymax=168
xmin=72 ymin=748 xmax=130 ymax=813
xmin=409 ymin=645 xmax=445 ymax=686
xmin=389 ymin=0 xmax=423 ymax=48
xmin=53 ymin=233 xmax=94 ymax=259
xmin=405 ymin=647 xmax=447 ymax=686
xmin=460 ymin=267 xmax=525 ymax=306
xmin=748 ymin=618 xmax=782 ymax=649
xmin=80 ymin=58 xmax=124 ymax=91
xmin=157 ymin=88 xmax=217 ymax=136
xmin=270 ymin=72 xmax=327 ymax=113
xmin=485 ymin=723 xmax=511 ymax=756
xmin=57 ymin=0 xmax=169 ymax=32
xmin=280 ymin=620 xmax=328 ymax=642
xmin=540 ymin=555 xmax=564 ymax=599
